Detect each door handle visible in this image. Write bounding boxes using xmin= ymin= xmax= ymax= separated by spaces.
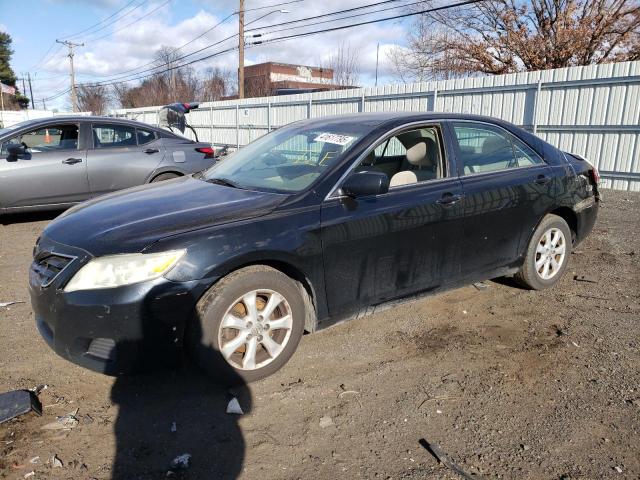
xmin=62 ymin=158 xmax=83 ymax=165
xmin=436 ymin=193 xmax=463 ymax=206
xmin=144 ymin=148 xmax=159 ymax=154
xmin=535 ymin=175 xmax=551 ymax=185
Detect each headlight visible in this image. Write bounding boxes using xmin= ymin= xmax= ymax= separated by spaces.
xmin=64 ymin=250 xmax=185 ymax=292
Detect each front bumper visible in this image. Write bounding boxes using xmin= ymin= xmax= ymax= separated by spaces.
xmin=28 ymin=236 xmax=213 ymax=375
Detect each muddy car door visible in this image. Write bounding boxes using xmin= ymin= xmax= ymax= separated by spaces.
xmin=0 ymin=121 xmax=89 ymax=209
xmin=448 ymin=121 xmax=555 ymax=278
xmin=86 ymin=123 xmax=165 ymax=197
xmin=321 ymin=124 xmax=464 ymax=318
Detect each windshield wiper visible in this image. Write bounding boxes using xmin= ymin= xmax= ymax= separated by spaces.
xmin=206 ymin=177 xmax=242 ymax=189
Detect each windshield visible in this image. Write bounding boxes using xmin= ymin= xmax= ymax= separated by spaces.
xmin=202 ymin=122 xmax=367 ymax=193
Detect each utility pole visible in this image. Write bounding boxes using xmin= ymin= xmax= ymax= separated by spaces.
xmin=28 ymin=73 xmax=35 ymax=110
xmin=56 ymin=39 xmax=84 ymax=112
xmin=238 ymin=0 xmax=245 ymax=99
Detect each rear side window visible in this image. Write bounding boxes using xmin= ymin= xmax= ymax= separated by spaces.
xmin=92 ymin=124 xmax=137 ymax=148
xmin=1 ymin=123 xmax=79 ymax=154
xmin=452 ymin=122 xmax=543 ymax=175
xmin=137 ymin=128 xmax=156 ymax=145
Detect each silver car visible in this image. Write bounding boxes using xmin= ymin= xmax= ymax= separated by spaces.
xmin=0 ymin=116 xmax=215 ymax=214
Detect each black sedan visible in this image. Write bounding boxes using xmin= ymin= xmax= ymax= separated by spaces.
xmin=29 ymin=113 xmax=600 ymax=383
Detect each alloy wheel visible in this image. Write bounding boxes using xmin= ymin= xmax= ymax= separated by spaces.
xmin=218 ymin=289 xmax=293 ymax=370
xmin=535 ymin=227 xmax=566 ymax=280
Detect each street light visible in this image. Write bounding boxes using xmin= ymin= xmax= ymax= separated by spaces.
xmin=238 ymin=6 xmax=291 ymax=99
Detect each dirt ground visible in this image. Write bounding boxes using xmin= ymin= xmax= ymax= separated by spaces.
xmin=1 ymin=191 xmax=639 ymax=480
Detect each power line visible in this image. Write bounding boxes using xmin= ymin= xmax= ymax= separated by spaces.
xmin=86 ymin=0 xmax=172 ymax=43
xmin=60 ymin=0 xmax=141 ymax=40
xmin=80 ymin=0 xmax=484 ymax=89
xmin=77 ymin=0 xmax=394 ymax=85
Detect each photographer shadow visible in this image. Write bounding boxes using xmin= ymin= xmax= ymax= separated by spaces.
xmin=110 ymin=306 xmax=251 ymax=479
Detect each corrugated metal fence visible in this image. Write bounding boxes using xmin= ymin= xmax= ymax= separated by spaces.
xmin=113 ymin=60 xmax=640 ymax=191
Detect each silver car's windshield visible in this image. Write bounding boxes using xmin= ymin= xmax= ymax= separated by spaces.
xmin=202 ymin=123 xmax=367 ymax=193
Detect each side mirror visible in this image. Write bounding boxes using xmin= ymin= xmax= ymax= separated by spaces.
xmin=341 ymin=170 xmax=389 ymax=198
xmin=6 ymin=144 xmax=26 ymax=162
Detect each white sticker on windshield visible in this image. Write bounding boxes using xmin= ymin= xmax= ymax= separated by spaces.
xmin=314 ymin=133 xmax=354 ymax=146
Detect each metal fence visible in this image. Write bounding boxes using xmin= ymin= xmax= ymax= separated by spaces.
xmin=113 ymin=60 xmax=640 ymax=191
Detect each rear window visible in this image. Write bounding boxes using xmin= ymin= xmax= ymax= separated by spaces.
xmin=92 ymin=124 xmax=137 ymax=148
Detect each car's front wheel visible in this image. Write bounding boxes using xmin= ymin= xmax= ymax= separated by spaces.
xmin=188 ymin=265 xmax=306 ymax=383
xmin=515 ymin=214 xmax=572 ymax=290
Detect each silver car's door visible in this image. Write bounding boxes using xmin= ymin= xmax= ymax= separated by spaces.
xmin=0 ymin=121 xmax=89 ymax=209
xmin=86 ymin=122 xmax=165 ymax=197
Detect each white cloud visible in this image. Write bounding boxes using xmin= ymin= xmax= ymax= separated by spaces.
xmin=37 ymin=0 xmax=413 ymax=108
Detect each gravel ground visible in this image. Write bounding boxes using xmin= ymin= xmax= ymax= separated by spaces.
xmin=0 ymin=190 xmax=638 ymax=480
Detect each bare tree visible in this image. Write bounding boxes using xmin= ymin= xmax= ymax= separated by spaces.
xmin=201 ymin=67 xmax=235 ymax=101
xmin=325 ymin=42 xmax=361 ymax=86
xmin=76 ymin=84 xmax=110 ymax=114
xmin=392 ymin=0 xmax=640 ymax=80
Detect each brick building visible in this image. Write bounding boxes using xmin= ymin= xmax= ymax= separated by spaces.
xmin=241 ymin=62 xmax=351 ymax=98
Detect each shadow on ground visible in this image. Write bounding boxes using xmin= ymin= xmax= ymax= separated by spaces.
xmin=110 ymin=290 xmax=252 ymax=479
xmin=0 ymin=209 xmax=63 ymax=225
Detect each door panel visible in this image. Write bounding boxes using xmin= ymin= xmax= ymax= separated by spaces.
xmin=459 ymin=165 xmax=554 ymax=276
xmin=321 ymin=178 xmax=464 ymax=317
xmin=0 ymin=123 xmax=89 ymax=208
xmin=86 ymin=123 xmax=165 ymax=197
xmin=448 ymin=121 xmax=556 ymax=276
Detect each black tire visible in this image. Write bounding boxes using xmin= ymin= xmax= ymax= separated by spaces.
xmin=187 ymin=265 xmax=306 ymax=384
xmin=151 ymin=172 xmax=180 ymax=182
xmin=515 ymin=214 xmax=572 ymax=290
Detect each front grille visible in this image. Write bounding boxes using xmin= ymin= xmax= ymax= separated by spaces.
xmin=31 ymin=253 xmax=75 ymax=287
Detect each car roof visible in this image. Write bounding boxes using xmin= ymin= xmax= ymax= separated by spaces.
xmin=2 ymin=115 xmax=162 ymax=131
xmin=294 ymin=111 xmax=514 ymax=127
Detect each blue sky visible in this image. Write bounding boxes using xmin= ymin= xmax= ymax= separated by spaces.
xmin=2 ymin=0 xmax=413 ymax=111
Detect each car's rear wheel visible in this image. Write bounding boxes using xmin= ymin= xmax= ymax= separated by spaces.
xmin=515 ymin=214 xmax=572 ymax=290
xmin=151 ymin=172 xmax=180 ymax=182
xmin=188 ymin=265 xmax=306 ymax=383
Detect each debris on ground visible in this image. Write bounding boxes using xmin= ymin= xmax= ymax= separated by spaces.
xmin=170 ymin=421 xmax=177 ymax=433
xmin=0 ymin=390 xmax=43 ymax=424
xmin=41 ymin=408 xmax=79 ymax=430
xmin=319 ymin=415 xmax=334 ymax=428
xmin=419 ymin=438 xmax=484 ymax=480
xmin=226 ymin=397 xmax=243 ymax=415
xmin=29 ymin=384 xmax=48 ymax=395
xmin=473 ymin=282 xmax=488 ymax=291
xmin=29 ymin=456 xmax=40 ymax=464
xmin=573 ymin=274 xmax=598 ymax=283
xmin=615 ymin=466 xmax=623 ymax=473
xmin=0 ymin=301 xmax=25 ymax=308
xmin=170 ymin=453 xmax=191 ymax=470
xmin=23 ymin=472 xmax=35 ymax=479
xmin=51 ymin=454 xmax=64 ymax=468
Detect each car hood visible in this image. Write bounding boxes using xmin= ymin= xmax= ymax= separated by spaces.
xmin=43 ymin=176 xmax=288 ymax=256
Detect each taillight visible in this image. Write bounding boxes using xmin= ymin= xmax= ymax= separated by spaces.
xmin=590 ymin=165 xmax=600 ymax=185
xmin=196 ymin=147 xmax=215 ymax=159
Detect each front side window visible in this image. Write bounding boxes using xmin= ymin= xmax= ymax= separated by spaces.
xmin=452 ymin=122 xmax=543 ymax=174
xmin=202 ymin=122 xmax=369 ymax=193
xmin=1 ymin=123 xmax=79 ymax=155
xmin=92 ymin=124 xmax=137 ymax=148
xmin=354 ymin=126 xmax=443 ymax=188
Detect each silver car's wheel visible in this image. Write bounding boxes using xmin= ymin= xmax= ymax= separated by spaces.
xmin=534 ymin=227 xmax=566 ymax=280
xmin=218 ymin=289 xmax=293 ymax=371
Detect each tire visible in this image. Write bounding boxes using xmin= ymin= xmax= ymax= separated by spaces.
xmin=151 ymin=172 xmax=180 ymax=182
xmin=515 ymin=214 xmax=572 ymax=290
xmin=188 ymin=265 xmax=306 ymax=383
